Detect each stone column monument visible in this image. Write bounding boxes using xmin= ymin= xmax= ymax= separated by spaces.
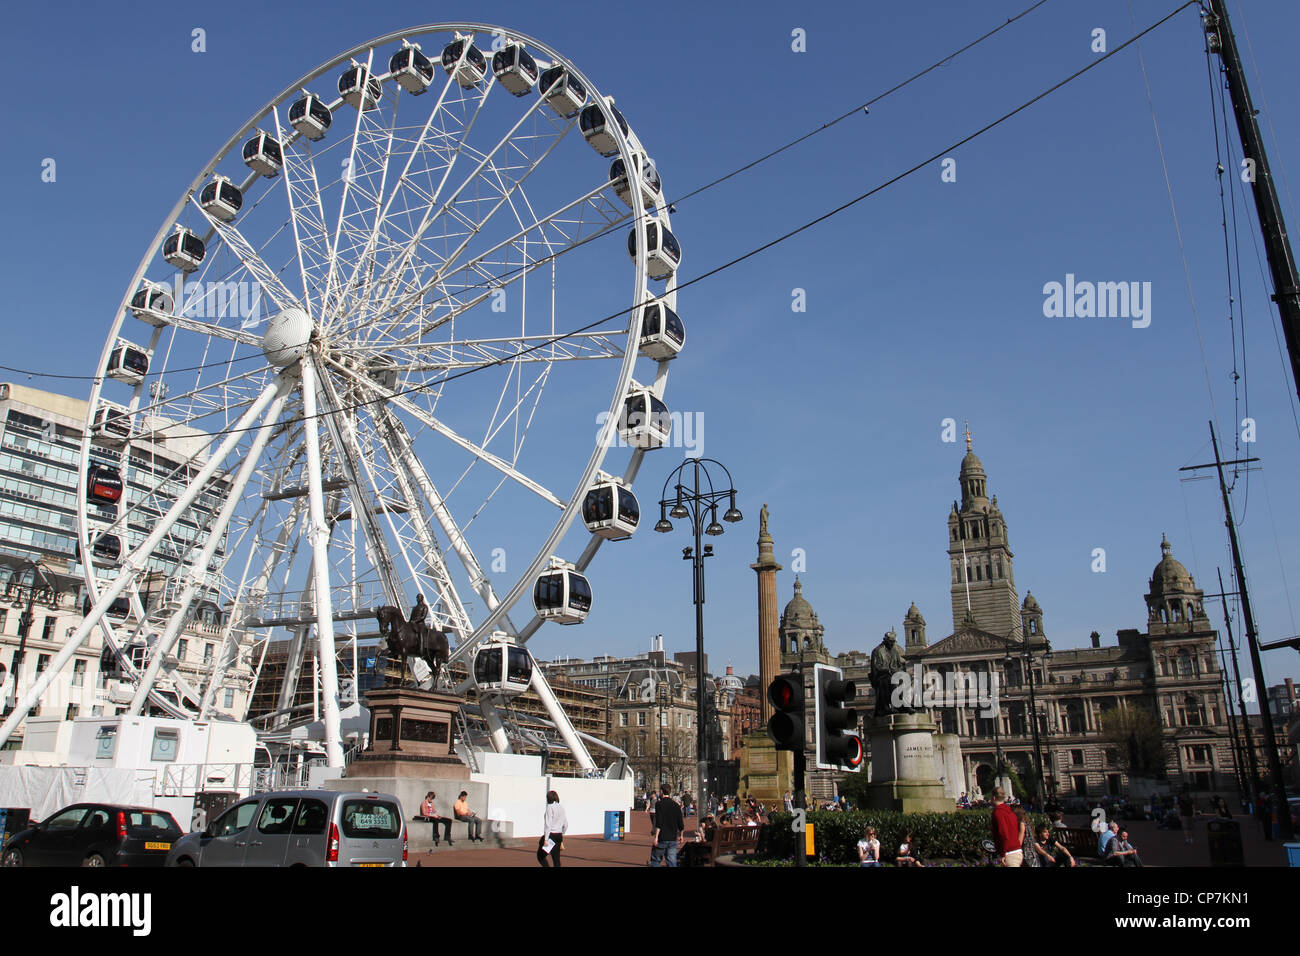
xmin=739 ymin=504 xmax=792 ymax=801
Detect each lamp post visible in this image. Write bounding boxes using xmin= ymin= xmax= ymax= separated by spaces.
xmin=655 ymin=457 xmax=742 ymax=812
xmin=4 ymin=561 xmax=56 ymax=715
xmin=1003 ymin=634 xmax=1050 ymax=808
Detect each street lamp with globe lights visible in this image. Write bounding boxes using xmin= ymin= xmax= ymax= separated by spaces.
xmin=655 ymin=458 xmax=741 ymax=808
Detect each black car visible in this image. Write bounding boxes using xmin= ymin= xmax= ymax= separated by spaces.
xmin=0 ymin=803 xmax=182 ymax=867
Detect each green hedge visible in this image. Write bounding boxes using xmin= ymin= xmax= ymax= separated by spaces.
xmin=759 ymin=810 xmax=1046 ymax=865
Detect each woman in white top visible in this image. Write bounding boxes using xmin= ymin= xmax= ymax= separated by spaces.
xmin=537 ymin=790 xmax=569 ymax=868
xmin=857 ymin=826 xmax=882 ymax=867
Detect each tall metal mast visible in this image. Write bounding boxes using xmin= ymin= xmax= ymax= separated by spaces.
xmin=1205 ymin=1 xmax=1300 ymax=407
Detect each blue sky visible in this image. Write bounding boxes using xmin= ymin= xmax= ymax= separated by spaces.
xmin=3 ymin=0 xmax=1300 ymax=697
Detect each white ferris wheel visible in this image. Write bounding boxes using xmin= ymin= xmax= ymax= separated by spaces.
xmin=0 ymin=24 xmax=687 ymax=769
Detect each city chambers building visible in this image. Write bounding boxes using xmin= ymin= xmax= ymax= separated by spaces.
xmin=803 ymin=436 xmax=1235 ymax=801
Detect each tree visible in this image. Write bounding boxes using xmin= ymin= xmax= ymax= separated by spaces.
xmin=1098 ymin=705 xmax=1168 ymax=778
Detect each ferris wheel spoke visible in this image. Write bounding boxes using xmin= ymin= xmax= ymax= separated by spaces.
xmin=297 ymin=358 xmax=346 ymax=767
xmin=313 ymin=362 xmax=408 ymax=606
xmin=328 ymin=361 xmax=564 ymax=509
xmin=382 ymin=181 xmax=627 ymax=346
xmin=128 ymin=381 xmax=292 ymax=713
xmin=273 ymin=106 xmax=333 ymax=319
xmin=374 ymin=403 xmax=517 ymax=637
xmin=192 ymin=197 xmax=304 ymax=315
xmin=357 ymin=92 xmax=555 ymax=338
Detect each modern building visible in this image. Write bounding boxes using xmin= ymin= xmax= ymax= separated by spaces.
xmin=0 ymin=382 xmax=252 ymax=743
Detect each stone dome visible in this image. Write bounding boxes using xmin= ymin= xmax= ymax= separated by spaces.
xmin=1022 ymin=592 xmax=1040 ymax=611
xmin=781 ymin=577 xmax=819 ymax=629
xmin=1150 ymin=535 xmax=1195 ymax=594
xmin=960 ymin=449 xmax=985 ymax=477
xmin=905 ymin=602 xmax=925 ymax=624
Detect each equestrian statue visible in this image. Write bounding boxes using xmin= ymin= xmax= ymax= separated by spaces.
xmin=375 ymin=594 xmax=450 ymax=688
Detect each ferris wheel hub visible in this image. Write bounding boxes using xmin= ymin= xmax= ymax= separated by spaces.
xmin=262 ymin=307 xmax=315 ymax=367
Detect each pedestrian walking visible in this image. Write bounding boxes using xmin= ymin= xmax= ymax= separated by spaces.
xmin=649 ymin=784 xmax=684 ymax=867
xmin=1255 ymin=793 xmax=1273 ymax=841
xmin=1177 ymin=790 xmax=1196 ymax=845
xmin=537 ymin=790 xmax=568 ymax=867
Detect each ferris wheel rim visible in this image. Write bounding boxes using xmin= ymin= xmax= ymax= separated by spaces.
xmin=77 ymin=23 xmax=679 ymax=719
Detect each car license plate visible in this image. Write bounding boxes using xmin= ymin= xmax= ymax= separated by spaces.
xmin=356 ymin=862 xmax=385 ymax=867
xmin=145 ymin=842 xmax=171 ymax=851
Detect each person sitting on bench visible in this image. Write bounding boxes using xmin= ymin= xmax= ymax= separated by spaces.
xmin=454 ymin=791 xmax=484 ymax=842
xmin=417 ymin=791 xmax=453 ymax=846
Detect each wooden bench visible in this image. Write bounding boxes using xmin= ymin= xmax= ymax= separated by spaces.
xmin=1051 ymin=826 xmax=1103 ymax=859
xmin=685 ymin=825 xmax=762 ymax=866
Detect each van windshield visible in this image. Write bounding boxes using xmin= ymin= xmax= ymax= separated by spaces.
xmin=340 ymin=800 xmax=401 ymax=838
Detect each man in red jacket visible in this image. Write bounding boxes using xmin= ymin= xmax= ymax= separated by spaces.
xmin=990 ymin=788 xmax=1022 ymax=866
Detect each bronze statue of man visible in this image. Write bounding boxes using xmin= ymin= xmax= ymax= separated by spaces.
xmin=409 ymin=594 xmax=430 ymax=645
xmin=869 ymin=629 xmax=909 ymax=716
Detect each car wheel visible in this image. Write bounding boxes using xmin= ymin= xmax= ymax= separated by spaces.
xmin=1 ymin=847 xmax=22 ymax=867
xmin=82 ymin=853 xmax=107 ymax=867
xmin=175 ymin=858 xmax=195 ymax=867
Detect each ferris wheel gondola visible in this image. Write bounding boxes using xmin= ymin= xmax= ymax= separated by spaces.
xmin=198 ymin=175 xmax=243 ymax=222
xmin=389 ymin=41 xmax=434 ymax=94
xmin=288 ymin=91 xmax=332 ymax=140
xmin=129 ymin=280 xmax=174 ymax=325
xmin=472 ymin=634 xmax=534 ymax=696
xmin=637 ymin=300 xmax=685 ymax=360
xmin=533 ymin=559 xmax=592 ymax=625
xmin=583 ymin=474 xmax=640 ymax=540
xmin=161 ymin=226 xmax=205 ymax=272
xmin=241 ymin=131 xmax=284 ymax=177
xmin=538 ymin=65 xmax=586 ymax=117
xmin=491 ymin=43 xmax=538 ymax=96
xmin=609 ymin=153 xmax=661 ymax=210
xmin=580 ymin=100 xmax=629 ymax=157
xmin=90 ymin=400 xmax=133 ymax=446
xmin=441 ymin=36 xmax=487 ymax=88
xmin=105 ymin=340 xmax=150 ymax=385
xmin=627 ymin=220 xmax=680 ymax=280
xmin=339 ymin=61 xmax=383 ymax=109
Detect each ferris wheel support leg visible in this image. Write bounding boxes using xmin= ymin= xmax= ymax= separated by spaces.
xmin=129 ymin=382 xmax=291 ymax=715
xmin=529 ymin=667 xmax=596 ymax=772
xmin=0 ymin=374 xmax=287 ymax=748
xmin=478 ymin=696 xmax=513 ymax=755
xmin=299 ymin=358 xmax=344 ymax=768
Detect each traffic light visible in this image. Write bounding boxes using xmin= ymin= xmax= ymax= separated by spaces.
xmin=767 ymin=672 xmax=804 ymax=751
xmin=813 ymin=663 xmax=863 ymax=772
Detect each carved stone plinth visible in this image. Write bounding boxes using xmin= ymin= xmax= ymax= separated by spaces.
xmin=864 ymin=713 xmax=952 ymax=813
xmin=737 ymin=732 xmax=793 ymax=804
xmin=350 ymin=687 xmax=466 ymax=779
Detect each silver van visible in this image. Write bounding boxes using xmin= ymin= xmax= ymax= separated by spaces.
xmin=165 ymin=790 xmax=407 ymax=867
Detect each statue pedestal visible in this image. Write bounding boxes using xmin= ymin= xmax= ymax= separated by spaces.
xmin=737 ymin=732 xmax=793 ymax=803
xmin=864 ymin=713 xmax=952 ymax=813
xmin=349 ymin=687 xmax=466 ymax=779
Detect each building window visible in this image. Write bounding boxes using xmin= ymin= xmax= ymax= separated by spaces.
xmin=1070 ymin=749 xmax=1084 ymax=767
xmin=619 ymin=713 xmax=628 ymax=727
xmin=1104 ymin=748 xmax=1117 ymax=767
xmin=223 ymin=688 xmax=234 ymax=709
xmin=1177 ymin=650 xmax=1193 ymax=677
xmin=36 ymin=654 xmax=50 ymax=674
xmin=177 ymin=639 xmax=188 ymax=662
xmin=72 ymin=659 xmax=85 ymax=687
xmin=42 ymin=616 xmax=56 ymax=641
xmin=0 ymin=609 xmax=7 ymax=632
xmin=66 ymin=704 xmax=79 ymax=721
xmin=637 ymin=712 xmax=646 ymax=727
xmin=203 ymin=644 xmax=214 ymax=664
